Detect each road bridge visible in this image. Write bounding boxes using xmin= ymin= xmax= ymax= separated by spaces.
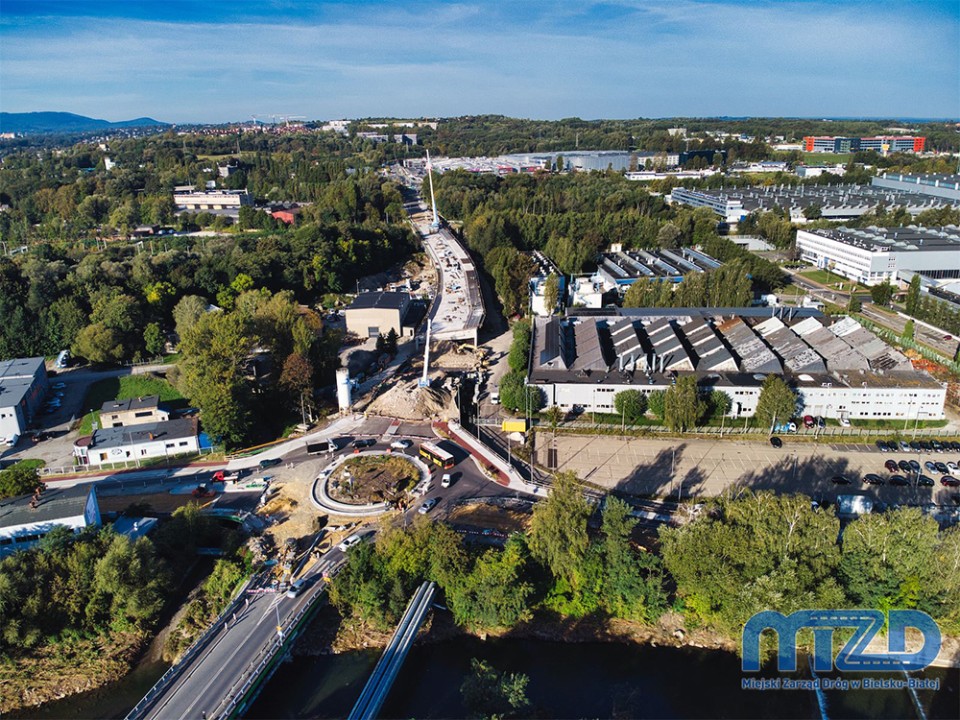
xmin=348 ymin=581 xmax=437 ymax=720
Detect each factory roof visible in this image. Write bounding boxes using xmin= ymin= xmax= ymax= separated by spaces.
xmin=799 ymin=225 xmax=960 ymax=254
xmin=347 ymin=291 xmax=410 ymax=311
xmin=100 ymin=395 xmax=161 ymax=414
xmin=0 ymin=484 xmax=93 ymax=531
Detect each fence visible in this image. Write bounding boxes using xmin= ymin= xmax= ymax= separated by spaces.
xmin=39 ymin=447 xmax=217 ymax=477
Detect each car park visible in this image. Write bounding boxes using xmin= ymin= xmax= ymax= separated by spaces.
xmin=418 ymin=497 xmax=439 ymax=514
xmin=941 ymin=476 xmax=960 ymax=487
xmin=831 ymin=475 xmax=852 ymax=485
xmin=770 ymin=436 xmax=783 ymax=448
xmin=863 ymin=474 xmax=884 ymax=485
xmin=390 ymin=439 xmax=411 ymax=450
xmin=337 ymin=534 xmax=362 ymax=552
xmin=917 ymin=475 xmax=935 ymax=487
xmin=889 ymin=475 xmax=909 ymax=486
xmin=884 ymin=459 xmax=898 ymax=473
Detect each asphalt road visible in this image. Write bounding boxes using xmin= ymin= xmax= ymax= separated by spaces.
xmin=140 ymin=551 xmax=345 ymax=720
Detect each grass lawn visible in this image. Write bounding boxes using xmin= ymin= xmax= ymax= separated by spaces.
xmin=802 ymin=152 xmax=852 ymax=165
xmin=797 ymin=269 xmax=868 ymax=292
xmin=77 ymin=375 xmax=186 ymax=435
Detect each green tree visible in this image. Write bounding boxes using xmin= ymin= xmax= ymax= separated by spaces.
xmin=647 ymin=390 xmax=666 ymax=421
xmin=143 ymin=322 xmax=165 ymax=356
xmin=905 ymin=274 xmax=921 ymax=315
xmin=385 ymin=328 xmax=399 ymax=354
xmin=460 ymin=658 xmax=531 ymax=720
xmin=870 ymin=282 xmax=894 ymax=306
xmin=72 ymin=322 xmax=125 ymax=364
xmin=663 ymin=376 xmax=706 ymax=432
xmin=614 ymin=389 xmax=647 ymax=423
xmin=847 ymin=294 xmax=862 ymax=313
xmin=507 ymin=320 xmax=531 ymax=373
xmin=498 ymin=370 xmax=542 ymax=414
xmin=528 ymin=471 xmax=591 ymax=589
xmin=172 ymin=295 xmax=209 ymax=341
xmin=447 ymin=536 xmax=533 ymax=631
xmin=708 ymin=390 xmax=732 ymax=418
xmin=754 ymin=375 xmax=797 ymax=429
xmin=902 ymin=318 xmax=915 ymax=341
xmin=279 ymin=352 xmax=314 ymax=397
xmin=0 ymin=463 xmax=43 ymax=499
xmin=542 ymin=274 xmax=560 ymax=314
xmin=600 ymin=496 xmax=666 ymax=621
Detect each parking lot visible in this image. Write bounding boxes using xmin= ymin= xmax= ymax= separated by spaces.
xmin=550 ymin=434 xmax=960 ymax=509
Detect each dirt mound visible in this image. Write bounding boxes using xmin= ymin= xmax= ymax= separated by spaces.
xmin=365 ymin=376 xmax=452 ymax=420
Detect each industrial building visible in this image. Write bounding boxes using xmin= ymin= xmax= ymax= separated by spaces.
xmin=99 ymin=396 xmax=170 ymax=428
xmin=173 ymin=189 xmax=253 ymax=215
xmin=73 ymin=418 xmax=200 ymax=467
xmin=803 ymin=136 xmax=925 ymax=154
xmin=526 ymin=308 xmax=943 ymax=421
xmin=0 ymin=357 xmax=48 ymax=443
xmin=795 ymin=226 xmax=960 ymax=286
xmin=566 ymin=248 xmax=723 ymax=309
xmin=670 ymin=185 xmax=958 ymax=225
xmin=871 ymin=173 xmax=960 ymax=203
xmin=0 ymin=484 xmax=101 ymax=555
xmin=343 ymin=291 xmax=414 ymax=339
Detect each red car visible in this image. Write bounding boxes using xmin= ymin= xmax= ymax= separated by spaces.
xmin=803 ymin=415 xmax=815 ymax=429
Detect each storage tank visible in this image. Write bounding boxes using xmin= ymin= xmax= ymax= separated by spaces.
xmin=336 ymin=368 xmax=352 ymax=412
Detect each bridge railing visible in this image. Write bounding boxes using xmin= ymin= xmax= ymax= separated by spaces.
xmin=125 ymin=575 xmax=254 ymax=720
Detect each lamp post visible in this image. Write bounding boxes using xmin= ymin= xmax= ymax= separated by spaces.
xmin=912 ymin=410 xmax=925 ymax=440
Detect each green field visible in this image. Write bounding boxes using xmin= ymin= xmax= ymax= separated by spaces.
xmin=77 ymin=375 xmax=185 ymax=435
xmin=797 ymin=269 xmax=868 ymax=291
xmin=802 ymin=152 xmax=852 ymax=165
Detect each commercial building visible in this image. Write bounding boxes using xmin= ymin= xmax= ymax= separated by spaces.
xmin=526 ymin=308 xmax=942 ymax=421
xmin=343 ymin=291 xmax=414 ymax=339
xmin=795 ymin=226 xmax=960 ymax=286
xmin=73 ymin=418 xmax=200 ymax=467
xmin=671 ymin=185 xmax=958 ymax=225
xmin=0 ymin=357 xmax=48 ymax=443
xmin=99 ymin=396 xmax=170 ymax=428
xmin=871 ymin=173 xmax=960 ymax=203
xmin=803 ymin=136 xmax=925 ymax=154
xmin=0 ymin=484 xmax=101 ymax=555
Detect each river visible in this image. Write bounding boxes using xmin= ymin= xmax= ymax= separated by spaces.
xmin=245 ymin=636 xmax=958 ymax=719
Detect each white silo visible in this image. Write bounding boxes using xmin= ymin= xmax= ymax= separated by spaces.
xmin=336 ymin=368 xmax=352 ymax=412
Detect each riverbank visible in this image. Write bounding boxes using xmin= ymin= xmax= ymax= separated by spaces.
xmin=296 ymin=604 xmax=960 ymax=670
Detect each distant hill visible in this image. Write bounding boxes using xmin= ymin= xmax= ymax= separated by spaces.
xmin=0 ymin=112 xmax=169 ymax=134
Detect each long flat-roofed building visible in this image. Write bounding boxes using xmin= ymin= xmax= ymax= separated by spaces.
xmin=671 ymin=185 xmax=958 ymax=225
xmin=0 ymin=357 xmax=48 ymax=442
xmin=872 ymin=173 xmax=960 ymax=202
xmin=74 ymin=418 xmax=200 ymax=467
xmin=527 ymin=308 xmax=941 ymax=421
xmin=803 ymin=136 xmax=925 ymax=154
xmin=0 ymin=484 xmax=101 ymax=555
xmin=795 ymin=225 xmax=960 ymax=286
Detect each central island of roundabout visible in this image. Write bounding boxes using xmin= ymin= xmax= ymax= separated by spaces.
xmin=311 ymin=449 xmax=433 ymax=517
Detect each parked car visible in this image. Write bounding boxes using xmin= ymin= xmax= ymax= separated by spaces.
xmin=925 ymin=461 xmax=938 ymax=473
xmin=917 ymin=475 xmax=935 ymax=487
xmin=931 ymin=440 xmax=944 ymax=453
xmin=884 ymin=459 xmax=898 ymax=473
xmin=947 ymin=461 xmax=959 ymax=473
xmin=831 ymin=475 xmax=852 ymax=485
xmin=889 ymin=475 xmax=909 ymax=486
xmin=909 ymin=441 xmax=921 ymax=452
xmin=390 ymin=439 xmax=412 ymax=450
xmin=770 ymin=436 xmax=783 ymax=449
xmin=948 ymin=441 xmax=960 ymax=452
xmin=863 ymin=473 xmax=884 ymax=485
xmin=258 ymin=457 xmax=282 ymax=470
xmin=899 ymin=441 xmax=911 ymax=452
xmin=908 ymin=460 xmax=921 ymax=473
xmin=940 ymin=476 xmax=960 ymax=487
xmin=919 ymin=441 xmax=933 ymax=452
xmin=935 ymin=461 xmax=949 ymax=474
xmin=898 ymin=460 xmax=912 ymax=473
xmin=803 ymin=415 xmax=815 ymax=429
xmin=337 ymin=534 xmax=362 ymax=552
xmin=418 ymin=497 xmax=439 ymax=514
xmin=875 ymin=440 xmax=889 ymax=453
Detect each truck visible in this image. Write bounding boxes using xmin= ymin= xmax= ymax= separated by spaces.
xmin=307 ymin=439 xmax=338 ymax=455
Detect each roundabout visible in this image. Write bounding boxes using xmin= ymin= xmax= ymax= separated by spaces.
xmin=311 ymin=449 xmax=432 ymax=516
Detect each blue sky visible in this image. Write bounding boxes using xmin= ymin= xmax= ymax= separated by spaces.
xmin=1 ymin=0 xmax=957 ymax=123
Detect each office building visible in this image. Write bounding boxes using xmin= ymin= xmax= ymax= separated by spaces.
xmin=803 ymin=136 xmax=925 ymax=154
xmin=795 ymin=226 xmax=960 ymax=286
xmin=73 ymin=418 xmax=200 ymax=467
